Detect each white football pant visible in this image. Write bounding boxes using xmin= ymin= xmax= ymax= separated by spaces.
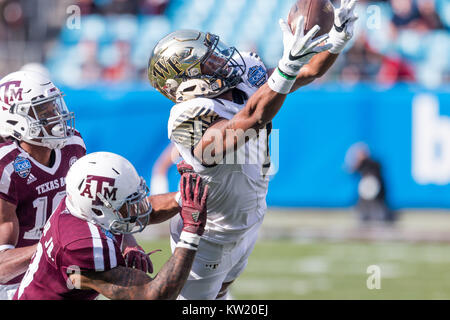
xmin=170 ymin=215 xmax=261 ymax=300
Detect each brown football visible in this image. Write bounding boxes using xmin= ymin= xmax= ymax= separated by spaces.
xmin=287 ymin=0 xmax=335 ymax=37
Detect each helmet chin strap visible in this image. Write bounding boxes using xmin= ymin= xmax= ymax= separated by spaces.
xmin=23 ymin=136 xmax=67 ymax=150
xmin=176 ymin=79 xmax=228 ymax=102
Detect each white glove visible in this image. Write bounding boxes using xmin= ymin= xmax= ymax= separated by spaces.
xmin=278 ymin=16 xmax=331 ymax=77
xmin=269 ymin=16 xmax=331 ymax=94
xmin=327 ymin=0 xmax=359 ymax=54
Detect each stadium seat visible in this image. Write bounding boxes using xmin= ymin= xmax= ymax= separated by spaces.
xmin=80 ymin=15 xmax=107 ymax=42
xmin=108 ymin=14 xmax=139 ymax=42
xmin=436 ymin=0 xmax=450 ymax=29
xmin=48 ymin=0 xmax=449 ymax=87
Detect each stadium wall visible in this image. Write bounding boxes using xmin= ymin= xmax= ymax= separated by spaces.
xmin=62 ymin=83 xmax=450 ymax=209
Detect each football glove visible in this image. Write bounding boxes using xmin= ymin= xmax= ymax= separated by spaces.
xmin=269 ymin=16 xmax=331 ymax=94
xmin=327 ymin=0 xmax=359 ymax=54
xmin=123 ymin=245 xmax=161 ymax=274
xmin=177 ymin=173 xmax=208 ymax=251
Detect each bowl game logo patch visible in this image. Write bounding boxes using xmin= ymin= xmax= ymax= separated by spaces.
xmin=14 ymin=156 xmax=32 ymax=178
xmin=247 ymin=65 xmax=267 ymax=88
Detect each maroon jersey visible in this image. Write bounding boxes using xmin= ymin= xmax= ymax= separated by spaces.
xmin=13 ymin=199 xmax=125 ymax=300
xmin=0 ymin=131 xmax=86 ymax=285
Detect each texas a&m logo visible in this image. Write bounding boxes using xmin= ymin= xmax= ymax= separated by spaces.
xmin=80 ymin=175 xmax=117 ymax=205
xmin=0 ymin=80 xmax=23 ymax=106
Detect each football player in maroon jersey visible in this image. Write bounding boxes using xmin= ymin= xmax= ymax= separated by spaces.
xmin=0 ymin=70 xmax=169 ymax=299
xmin=14 ymin=152 xmax=208 ymax=300
xmin=0 ymin=70 xmax=86 ymax=299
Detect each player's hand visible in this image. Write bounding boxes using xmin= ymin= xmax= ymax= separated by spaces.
xmin=278 ymin=16 xmax=331 ymax=77
xmin=123 ymin=245 xmax=161 ymax=274
xmin=328 ymin=0 xmax=359 ymax=54
xmin=177 ymin=160 xmax=194 ymax=175
xmin=179 ymin=173 xmax=208 ymax=236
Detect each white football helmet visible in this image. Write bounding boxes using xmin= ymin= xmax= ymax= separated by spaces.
xmin=0 ymin=70 xmax=74 ymax=149
xmin=65 ymin=152 xmax=152 ymax=235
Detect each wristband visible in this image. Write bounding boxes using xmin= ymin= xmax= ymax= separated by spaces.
xmin=175 ymin=191 xmax=182 ymax=207
xmin=176 ymin=231 xmax=201 ymax=251
xmin=0 ymin=244 xmax=15 ymax=252
xmin=268 ymin=68 xmax=296 ymax=94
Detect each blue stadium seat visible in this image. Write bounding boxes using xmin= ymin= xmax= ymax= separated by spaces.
xmin=130 ymin=16 xmax=172 ymax=69
xmin=436 ymin=0 xmax=450 ymax=28
xmin=98 ymin=43 xmax=121 ymax=68
xmin=396 ymin=30 xmax=425 ymax=61
xmin=169 ymin=0 xmax=217 ymax=31
xmin=107 ymin=14 xmax=139 ymax=42
xmin=79 ymin=15 xmax=107 ymax=42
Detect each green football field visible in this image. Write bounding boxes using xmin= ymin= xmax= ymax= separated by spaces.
xmin=139 ymin=238 xmax=450 ymax=300
xmin=137 ymin=209 xmax=450 ymax=300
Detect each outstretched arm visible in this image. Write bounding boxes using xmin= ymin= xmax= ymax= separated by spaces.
xmin=193 ymin=17 xmax=330 ymax=165
xmin=290 ymin=51 xmax=339 ymax=90
xmin=147 ymin=192 xmax=180 ymax=225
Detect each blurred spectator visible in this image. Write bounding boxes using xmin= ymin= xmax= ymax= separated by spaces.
xmin=102 ymin=40 xmax=136 ymax=82
xmin=376 ymin=55 xmax=416 ymax=85
xmin=416 ymin=0 xmax=444 ymax=31
xmin=80 ymin=40 xmax=102 ymax=82
xmin=77 ymin=0 xmax=102 ymax=15
xmin=139 ymin=0 xmax=170 ymax=15
xmin=102 ymin=0 xmax=140 ymax=15
xmin=340 ymin=33 xmax=383 ymax=84
xmin=1 ymin=0 xmax=444 ymax=87
xmin=345 ymin=142 xmax=396 ymax=226
xmin=390 ymin=0 xmax=422 ymax=29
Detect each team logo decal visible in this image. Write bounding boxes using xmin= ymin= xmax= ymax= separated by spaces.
xmin=13 ymin=156 xmax=32 ymax=178
xmin=80 ymin=175 xmax=118 ymax=205
xmin=69 ymin=156 xmax=78 ymax=167
xmin=247 ymin=65 xmax=267 ymax=88
xmin=0 ymin=80 xmax=23 ymax=105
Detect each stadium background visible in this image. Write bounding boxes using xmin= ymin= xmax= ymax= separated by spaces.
xmin=1 ymin=0 xmax=450 ymax=299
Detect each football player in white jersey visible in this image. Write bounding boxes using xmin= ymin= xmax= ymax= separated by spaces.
xmin=147 ymin=2 xmax=358 ymax=299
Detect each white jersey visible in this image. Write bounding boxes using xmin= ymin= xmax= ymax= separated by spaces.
xmin=168 ymin=52 xmax=271 ymax=244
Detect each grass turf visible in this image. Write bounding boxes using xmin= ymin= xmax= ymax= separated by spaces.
xmin=140 ymin=238 xmax=450 ymax=300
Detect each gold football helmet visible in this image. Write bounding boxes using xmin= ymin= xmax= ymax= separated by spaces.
xmin=148 ymin=30 xmax=246 ymax=103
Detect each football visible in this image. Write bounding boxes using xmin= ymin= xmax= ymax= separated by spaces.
xmin=287 ymin=0 xmax=335 ymax=36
